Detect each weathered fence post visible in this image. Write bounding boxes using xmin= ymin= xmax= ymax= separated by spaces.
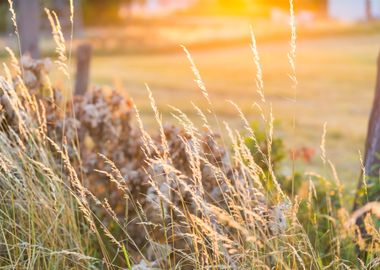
xmin=17 ymin=0 xmax=40 ymax=58
xmin=74 ymin=44 xmax=92 ymax=96
xmin=353 ymin=51 xmax=380 ymax=210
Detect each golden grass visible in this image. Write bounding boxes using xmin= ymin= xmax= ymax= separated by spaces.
xmin=84 ymin=33 xmax=378 ymax=187
xmin=1 ymin=1 xmax=380 ymax=269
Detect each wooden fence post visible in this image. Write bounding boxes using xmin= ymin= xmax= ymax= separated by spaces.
xmin=17 ymin=0 xmax=40 ymax=58
xmin=74 ymin=44 xmax=92 ymax=96
xmin=353 ymin=51 xmax=380 ymax=210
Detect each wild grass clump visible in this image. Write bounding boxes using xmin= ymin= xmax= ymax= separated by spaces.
xmin=1 ymin=2 xmax=380 ymax=269
xmin=0 ymin=52 xmax=379 ymax=269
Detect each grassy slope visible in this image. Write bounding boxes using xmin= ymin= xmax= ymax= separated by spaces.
xmin=87 ymin=33 xmax=380 ymax=190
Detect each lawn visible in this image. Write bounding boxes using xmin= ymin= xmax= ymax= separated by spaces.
xmin=86 ymin=33 xmax=379 ymax=191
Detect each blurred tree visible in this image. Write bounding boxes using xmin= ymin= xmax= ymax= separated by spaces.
xmin=17 ymin=0 xmax=40 ymax=58
xmin=82 ymin=0 xmax=142 ymax=26
xmin=354 ymin=53 xmax=380 ymax=210
xmin=366 ymin=0 xmax=372 ymax=20
xmin=0 ymin=2 xmax=8 ymax=33
xmin=51 ymin=0 xmax=83 ymax=35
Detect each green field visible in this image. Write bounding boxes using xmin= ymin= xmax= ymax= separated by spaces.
xmin=84 ymin=33 xmax=380 ymax=191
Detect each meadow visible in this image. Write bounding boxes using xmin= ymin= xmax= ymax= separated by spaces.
xmin=87 ymin=32 xmax=380 ymax=190
xmin=2 ymin=3 xmax=380 ymax=269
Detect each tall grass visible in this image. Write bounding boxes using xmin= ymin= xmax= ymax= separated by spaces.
xmin=0 ymin=2 xmax=380 ymax=270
